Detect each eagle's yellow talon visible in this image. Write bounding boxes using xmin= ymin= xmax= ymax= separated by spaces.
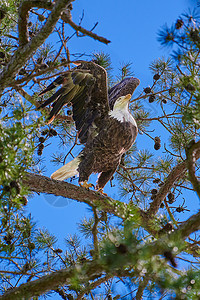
xmin=80 ymin=181 xmax=94 ymax=190
xmin=96 ymin=188 xmax=107 ymax=196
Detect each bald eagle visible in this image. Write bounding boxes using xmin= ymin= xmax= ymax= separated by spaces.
xmin=39 ymin=61 xmax=140 ymax=192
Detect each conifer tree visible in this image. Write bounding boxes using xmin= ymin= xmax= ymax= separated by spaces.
xmin=0 ymin=1 xmax=200 ymax=299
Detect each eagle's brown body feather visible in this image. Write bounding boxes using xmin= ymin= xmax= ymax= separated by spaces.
xmin=79 ymin=118 xmax=138 ymax=188
xmin=38 ymin=61 xmax=140 ymax=189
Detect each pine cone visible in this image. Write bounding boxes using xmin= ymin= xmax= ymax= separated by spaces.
xmin=154 ymin=142 xmax=161 ymax=150
xmin=144 ymin=87 xmax=152 ymax=94
xmin=153 ymin=73 xmax=160 ymax=80
xmin=149 ymin=94 xmax=155 ymax=103
xmin=175 ymin=19 xmax=184 ymax=30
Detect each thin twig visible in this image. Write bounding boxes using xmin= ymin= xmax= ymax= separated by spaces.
xmin=62 ymin=15 xmax=111 ymax=45
xmin=92 ymin=207 xmax=99 ymax=257
xmin=136 ymin=275 xmax=150 ymax=300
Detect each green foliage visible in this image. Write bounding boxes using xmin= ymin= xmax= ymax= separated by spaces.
xmin=133 ymin=105 xmax=151 ymax=131
xmin=0 ymin=211 xmax=41 ymax=290
xmin=149 ymin=57 xmax=174 ymax=76
xmin=154 ymin=155 xmax=174 ymax=173
xmin=157 ymin=269 xmax=200 ymax=299
xmin=135 ymin=149 xmax=153 ymax=167
xmin=78 ymin=217 xmax=94 ymax=239
xmin=99 ymin=224 xmax=185 ymax=289
xmin=170 ymin=120 xmax=195 ymax=153
xmin=182 ymin=105 xmax=200 ymax=127
xmin=0 ymin=96 xmax=46 ymax=292
xmin=36 ymin=228 xmax=57 ymax=250
xmin=0 ymin=119 xmax=35 ymax=206
xmin=0 ymin=0 xmax=21 ymax=34
xmin=117 ymin=61 xmax=134 ymax=81
xmin=92 ymin=52 xmax=112 ymax=73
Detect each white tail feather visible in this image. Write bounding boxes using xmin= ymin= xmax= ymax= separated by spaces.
xmin=51 ymin=156 xmax=80 ymax=181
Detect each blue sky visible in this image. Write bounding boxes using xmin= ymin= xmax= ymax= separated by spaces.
xmin=70 ymin=0 xmax=192 ymax=81
xmin=27 ymin=1 xmax=198 ymax=298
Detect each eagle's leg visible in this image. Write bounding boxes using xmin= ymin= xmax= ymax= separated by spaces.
xmin=79 ymin=181 xmax=94 ymax=190
xmin=96 ymin=167 xmax=118 ymax=195
xmin=78 ymin=154 xmax=94 ymax=190
xmin=96 ymin=188 xmax=108 ymax=196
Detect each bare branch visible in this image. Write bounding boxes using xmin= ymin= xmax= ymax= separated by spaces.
xmin=61 ymin=14 xmax=111 ymax=45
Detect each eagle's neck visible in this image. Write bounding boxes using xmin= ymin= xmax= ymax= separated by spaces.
xmin=109 ymin=104 xmax=137 ymax=127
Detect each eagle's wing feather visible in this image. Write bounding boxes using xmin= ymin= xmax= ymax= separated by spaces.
xmin=38 ymin=75 xmax=67 ymax=96
xmin=38 ymin=62 xmax=109 ymax=143
xmin=38 ymin=87 xmax=67 ymax=109
xmin=72 ymin=62 xmax=109 ymax=143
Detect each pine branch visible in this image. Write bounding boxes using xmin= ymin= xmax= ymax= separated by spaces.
xmin=0 ymin=0 xmax=73 ymax=93
xmin=0 ymin=260 xmax=104 ymax=300
xmin=23 ymin=173 xmax=145 ymax=219
xmin=147 ymin=147 xmax=200 ymax=217
xmin=0 ymin=0 xmax=110 ymax=94
xmin=176 ymin=209 xmax=200 ymax=239
xmin=23 ymin=173 xmax=200 ymax=242
xmin=54 ymin=287 xmax=68 ymax=300
xmin=18 ymin=0 xmax=30 ymax=46
xmin=18 ymin=0 xmax=52 ymax=46
xmin=15 ymin=86 xmax=38 ymax=106
xmin=14 ymin=60 xmax=73 ymax=85
xmin=185 ymin=140 xmax=200 ymax=199
xmin=76 ymin=275 xmax=111 ymax=300
xmin=2 ymin=208 xmax=200 ymax=299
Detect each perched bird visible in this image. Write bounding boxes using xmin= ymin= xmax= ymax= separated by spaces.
xmin=38 ymin=61 xmax=140 ymax=193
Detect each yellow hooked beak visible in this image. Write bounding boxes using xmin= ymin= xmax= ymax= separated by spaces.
xmin=113 ymin=94 xmax=132 ymax=110
xmin=123 ymin=94 xmax=132 ymax=101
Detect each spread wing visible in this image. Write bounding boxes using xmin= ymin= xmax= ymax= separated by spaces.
xmin=38 ymin=61 xmax=110 ymax=143
xmin=38 ymin=62 xmax=140 ymax=144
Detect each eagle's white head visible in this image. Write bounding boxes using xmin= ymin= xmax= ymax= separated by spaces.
xmin=109 ymin=94 xmax=137 ymax=126
xmin=112 ymin=94 xmax=132 ymax=111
